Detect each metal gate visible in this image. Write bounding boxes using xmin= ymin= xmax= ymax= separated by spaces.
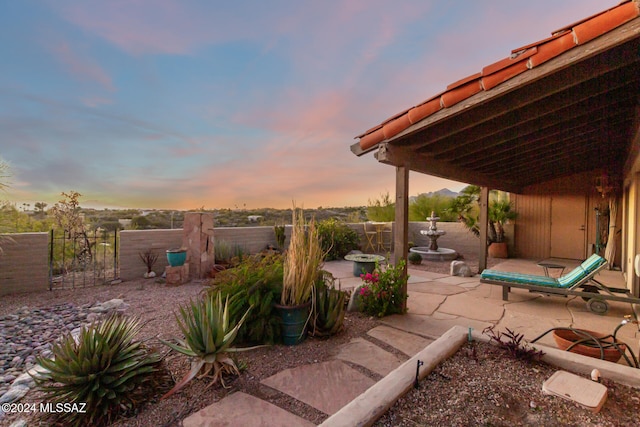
xmin=48 ymin=229 xmax=119 ymax=290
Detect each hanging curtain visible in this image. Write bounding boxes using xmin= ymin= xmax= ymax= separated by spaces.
xmin=604 ymin=196 xmax=618 ymax=269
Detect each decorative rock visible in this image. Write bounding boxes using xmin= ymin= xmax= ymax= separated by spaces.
xmin=348 ymin=285 xmax=366 ymax=312
xmin=450 ymin=260 xmax=473 ymax=277
xmin=0 ymin=384 xmax=29 ymax=404
xmin=11 ymin=372 xmax=35 ymax=388
xmin=9 ymin=419 xmax=28 ymax=427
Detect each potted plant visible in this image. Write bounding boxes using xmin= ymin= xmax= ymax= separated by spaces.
xmin=166 ymin=247 xmax=187 ymax=267
xmin=275 ymin=205 xmax=325 ymax=345
xmin=452 ymin=186 xmax=517 ymax=258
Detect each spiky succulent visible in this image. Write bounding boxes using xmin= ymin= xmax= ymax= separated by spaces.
xmin=33 ymin=313 xmax=167 ymax=427
xmin=160 ymin=292 xmax=255 ymax=398
xmin=311 ymin=272 xmax=347 ymax=337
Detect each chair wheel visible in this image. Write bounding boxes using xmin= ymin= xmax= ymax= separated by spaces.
xmin=580 ymin=285 xmax=600 ymax=301
xmin=587 ymin=298 xmax=609 ymax=315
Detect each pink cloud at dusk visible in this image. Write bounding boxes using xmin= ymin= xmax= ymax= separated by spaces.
xmin=0 ymin=0 xmax=616 ymax=210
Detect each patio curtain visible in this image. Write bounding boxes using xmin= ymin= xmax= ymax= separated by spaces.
xmin=604 ymin=196 xmax=618 ymax=269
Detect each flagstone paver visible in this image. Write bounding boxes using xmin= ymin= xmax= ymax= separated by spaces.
xmin=367 ymin=325 xmax=433 ymax=356
xmin=182 ymin=391 xmax=315 ymax=427
xmin=437 ymin=292 xmax=504 ymax=322
xmin=408 ymin=281 xmax=466 ymax=296
xmin=335 ymin=337 xmax=404 ymax=376
xmin=406 ymin=291 xmax=446 ymax=316
xmin=261 ymin=360 xmax=375 ymax=415
xmin=494 ymin=310 xmax=567 ymax=347
xmin=381 ymin=313 xmax=492 ymax=339
xmin=432 ymin=275 xmax=481 ymax=285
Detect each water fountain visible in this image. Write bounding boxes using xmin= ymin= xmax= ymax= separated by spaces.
xmin=409 ymin=211 xmax=458 ymax=261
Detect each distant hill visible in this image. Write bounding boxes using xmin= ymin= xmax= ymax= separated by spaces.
xmin=410 ymin=188 xmax=459 ymax=202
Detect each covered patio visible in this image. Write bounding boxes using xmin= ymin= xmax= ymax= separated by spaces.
xmin=350 ymin=1 xmax=640 ymax=295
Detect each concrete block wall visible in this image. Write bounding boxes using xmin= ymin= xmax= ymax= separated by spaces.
xmin=215 ymin=226 xmax=286 ymax=254
xmin=119 ymin=229 xmax=183 ymax=280
xmin=0 ymin=233 xmax=49 ymax=296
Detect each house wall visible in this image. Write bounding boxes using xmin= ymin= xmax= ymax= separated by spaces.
xmin=622 ymin=106 xmax=640 ymax=294
xmin=516 ymin=171 xmax=608 ymax=261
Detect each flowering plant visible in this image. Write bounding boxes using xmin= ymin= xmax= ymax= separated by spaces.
xmin=359 ymin=260 xmax=408 ymax=317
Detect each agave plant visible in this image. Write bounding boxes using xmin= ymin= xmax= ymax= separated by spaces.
xmin=160 ymin=292 xmax=255 ymax=398
xmin=310 ymin=272 xmax=347 ymax=337
xmin=33 ymin=313 xmax=167 ymax=427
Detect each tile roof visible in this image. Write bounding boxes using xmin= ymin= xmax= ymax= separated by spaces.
xmin=355 ymin=0 xmax=640 ymax=152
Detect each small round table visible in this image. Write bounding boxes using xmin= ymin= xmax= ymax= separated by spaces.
xmin=537 ymin=262 xmax=566 ymax=277
xmin=344 ymin=254 xmax=385 ymax=277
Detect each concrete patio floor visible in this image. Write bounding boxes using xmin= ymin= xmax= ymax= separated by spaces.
xmin=183 ymin=257 xmax=640 ymax=426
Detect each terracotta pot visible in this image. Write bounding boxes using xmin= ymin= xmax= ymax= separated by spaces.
xmin=552 ymin=329 xmax=625 ymax=363
xmin=488 ymin=242 xmax=508 ymax=258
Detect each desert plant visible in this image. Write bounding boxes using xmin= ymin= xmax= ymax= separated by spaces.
xmin=409 ymin=193 xmax=457 ymax=222
xmin=408 ymin=252 xmax=422 ymax=265
xmin=160 ymin=293 xmax=254 ymax=397
xmin=483 ymin=325 xmax=545 ymax=362
xmin=359 ymin=260 xmax=408 ymax=317
xmin=281 ymin=206 xmax=325 ymax=306
xmin=211 ymin=253 xmax=284 ymax=344
xmin=274 ymin=225 xmax=286 ymax=249
xmin=317 ymin=218 xmax=360 ymax=260
xmin=139 ymin=248 xmax=159 ymax=274
xmin=215 ymin=239 xmax=246 ymax=265
xmin=367 ymin=191 xmax=395 ymax=222
xmin=311 ymin=271 xmax=347 ymax=337
xmin=33 ymin=314 xmax=168 ymax=427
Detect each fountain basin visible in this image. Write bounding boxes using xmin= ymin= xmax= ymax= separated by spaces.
xmin=409 ymin=247 xmax=458 ymax=261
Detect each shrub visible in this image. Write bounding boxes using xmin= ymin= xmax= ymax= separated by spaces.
xmin=359 ymin=260 xmax=408 ymax=317
xmin=160 ymin=293 xmax=255 ymax=397
xmin=317 ymin=218 xmax=360 ymax=261
xmin=33 ymin=314 xmax=169 ymax=427
xmin=408 ymin=252 xmax=422 ymax=265
xmin=211 ymin=253 xmax=283 ymax=344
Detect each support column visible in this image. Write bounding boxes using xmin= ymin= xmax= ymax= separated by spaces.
xmin=478 ymin=186 xmax=489 ymax=272
xmin=394 ymin=166 xmax=409 ymax=311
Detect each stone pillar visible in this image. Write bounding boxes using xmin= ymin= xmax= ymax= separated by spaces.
xmin=165 ymin=264 xmax=189 ymax=286
xmin=183 ymin=212 xmax=215 ymax=280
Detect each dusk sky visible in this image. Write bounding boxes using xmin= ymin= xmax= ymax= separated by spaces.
xmin=1 ymin=0 xmax=611 ymax=210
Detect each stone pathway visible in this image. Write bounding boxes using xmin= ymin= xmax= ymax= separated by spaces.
xmin=183 ymin=324 xmax=427 ymax=425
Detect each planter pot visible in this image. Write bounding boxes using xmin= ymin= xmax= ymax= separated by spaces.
xmin=344 ymin=254 xmax=385 ymax=277
xmin=166 ymin=249 xmax=187 ymax=267
xmin=274 ymin=302 xmax=311 ymax=346
xmin=488 ymin=242 xmax=508 ymax=258
xmin=552 ymin=329 xmax=626 ymax=363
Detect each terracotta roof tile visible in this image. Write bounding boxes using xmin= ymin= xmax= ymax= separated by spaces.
xmin=356 ymin=0 xmax=640 ymax=152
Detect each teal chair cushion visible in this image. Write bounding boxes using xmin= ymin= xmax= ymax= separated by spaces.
xmin=480 ymin=270 xmax=558 ymax=286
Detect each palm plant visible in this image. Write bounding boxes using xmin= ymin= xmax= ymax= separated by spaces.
xmin=160 ymin=292 xmax=254 ymax=398
xmin=33 ymin=314 xmax=168 ymax=427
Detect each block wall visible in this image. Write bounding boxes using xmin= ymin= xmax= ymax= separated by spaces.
xmin=119 ymin=229 xmax=183 ymax=280
xmin=0 ymin=233 xmax=49 ymax=296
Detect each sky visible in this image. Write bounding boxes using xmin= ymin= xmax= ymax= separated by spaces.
xmin=0 ymin=0 xmax=613 ymax=210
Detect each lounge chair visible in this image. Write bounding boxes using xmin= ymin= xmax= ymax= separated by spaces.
xmin=480 ymin=254 xmax=640 ymax=318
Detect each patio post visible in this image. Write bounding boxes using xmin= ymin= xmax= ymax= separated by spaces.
xmin=478 ymin=186 xmax=489 ymax=272
xmin=394 ymin=166 xmax=409 ymax=310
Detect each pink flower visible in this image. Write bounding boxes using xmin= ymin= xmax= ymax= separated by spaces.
xmin=359 ymin=286 xmax=369 ymax=296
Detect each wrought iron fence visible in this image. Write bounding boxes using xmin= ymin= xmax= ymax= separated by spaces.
xmin=48 ymin=229 xmax=119 ymax=290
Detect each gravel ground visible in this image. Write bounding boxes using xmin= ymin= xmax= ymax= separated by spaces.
xmin=375 ymin=340 xmax=640 ymax=427
xmin=2 ymin=255 xmax=639 ymax=426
